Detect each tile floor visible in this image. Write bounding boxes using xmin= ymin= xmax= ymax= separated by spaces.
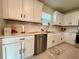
xmin=28 ymin=43 xmax=79 ymax=59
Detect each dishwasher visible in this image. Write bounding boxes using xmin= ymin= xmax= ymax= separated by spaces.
xmin=76 ymin=32 xmax=79 ymax=47
xmin=34 ymin=34 xmax=47 ymax=55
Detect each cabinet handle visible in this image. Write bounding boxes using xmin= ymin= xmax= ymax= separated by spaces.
xmin=23 ymin=49 xmax=25 ymax=53
xmin=21 ymin=14 xmax=22 ymax=18
xmin=19 ymin=50 xmax=21 ymax=54
xmin=24 ymin=14 xmax=26 ymax=18
xmin=20 ymin=38 xmax=25 ymax=40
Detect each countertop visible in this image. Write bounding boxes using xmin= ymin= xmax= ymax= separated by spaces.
xmin=0 ymin=32 xmax=61 ymax=38
xmin=0 ymin=32 xmax=77 ymax=39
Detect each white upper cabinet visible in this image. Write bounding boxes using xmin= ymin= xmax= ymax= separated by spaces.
xmin=2 ymin=0 xmax=43 ymax=23
xmin=34 ymin=0 xmax=43 ymax=23
xmin=63 ymin=11 xmax=79 ymax=26
xmin=8 ymin=0 xmax=22 ymax=20
xmin=52 ymin=11 xmax=63 ymax=25
xmin=63 ymin=13 xmax=72 ymax=26
xmin=2 ymin=0 xmax=8 ymax=18
xmin=0 ymin=0 xmax=2 ymax=18
xmin=23 ymin=0 xmax=34 ymax=22
xmin=52 ymin=11 xmax=79 ymax=26
xmin=71 ymin=12 xmax=79 ymax=25
xmin=2 ymin=0 xmax=34 ymax=21
xmin=2 ymin=0 xmax=22 ymax=20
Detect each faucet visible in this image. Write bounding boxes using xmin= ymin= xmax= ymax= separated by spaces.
xmin=41 ymin=23 xmax=50 ymax=33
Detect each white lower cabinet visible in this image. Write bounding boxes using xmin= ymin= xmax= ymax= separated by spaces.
xmin=47 ymin=33 xmax=63 ymax=49
xmin=3 ymin=42 xmax=21 ymax=59
xmin=0 ymin=36 xmax=34 ymax=59
xmin=47 ymin=34 xmax=54 ymax=48
xmin=0 ymin=37 xmax=22 ymax=59
xmin=24 ymin=36 xmax=34 ymax=58
xmin=63 ymin=33 xmax=76 ymax=45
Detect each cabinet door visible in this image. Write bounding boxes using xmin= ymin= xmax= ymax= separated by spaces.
xmin=47 ymin=34 xmax=55 ymax=48
xmin=47 ymin=33 xmax=63 ymax=49
xmin=23 ymin=0 xmax=34 ymax=22
xmin=3 ymin=43 xmax=21 ymax=59
xmin=54 ymin=33 xmax=63 ymax=44
xmin=56 ymin=12 xmax=63 ymax=25
xmin=53 ymin=11 xmax=63 ymax=25
xmin=63 ymin=33 xmax=76 ymax=45
xmin=63 ymin=13 xmax=72 ymax=26
xmin=2 ymin=0 xmax=8 ymax=18
xmin=34 ymin=1 xmax=43 ymax=23
xmin=71 ymin=12 xmax=79 ymax=25
xmin=2 ymin=0 xmax=22 ymax=20
xmin=0 ymin=0 xmax=2 ymax=18
xmin=24 ymin=37 xmax=34 ymax=58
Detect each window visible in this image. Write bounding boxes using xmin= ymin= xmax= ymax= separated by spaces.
xmin=42 ymin=12 xmax=51 ymax=26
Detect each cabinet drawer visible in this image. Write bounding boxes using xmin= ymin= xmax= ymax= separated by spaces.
xmin=2 ymin=37 xmax=22 ymax=44
xmin=25 ymin=36 xmax=34 ymax=40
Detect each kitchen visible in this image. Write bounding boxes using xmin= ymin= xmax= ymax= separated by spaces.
xmin=0 ymin=0 xmax=79 ymax=59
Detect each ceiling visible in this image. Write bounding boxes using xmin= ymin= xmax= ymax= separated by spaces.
xmin=39 ymin=0 xmax=79 ymax=13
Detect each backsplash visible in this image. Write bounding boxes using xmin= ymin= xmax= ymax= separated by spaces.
xmin=5 ymin=20 xmax=42 ymax=33
xmin=63 ymin=27 xmax=78 ymax=33
xmin=5 ymin=20 xmax=60 ymax=33
xmin=1 ymin=19 xmax=78 ymax=35
xmin=48 ymin=25 xmax=60 ymax=32
xmin=0 ymin=19 xmax=6 ymax=35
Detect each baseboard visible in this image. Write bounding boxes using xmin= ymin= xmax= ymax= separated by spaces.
xmin=63 ymin=41 xmax=75 ymax=46
xmin=51 ymin=41 xmax=64 ymax=48
xmin=49 ymin=41 xmax=75 ymax=48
